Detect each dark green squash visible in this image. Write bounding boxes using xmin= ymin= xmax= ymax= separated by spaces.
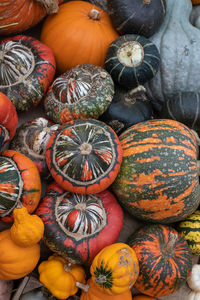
xmin=112 ymin=119 xmax=200 ymax=224
xmin=44 ymin=64 xmax=114 ymax=124
xmin=128 ymin=224 xmax=193 ymax=297
xmin=105 ymin=34 xmax=160 ymax=89
xmin=100 ymin=85 xmax=153 ymax=135
xmin=107 ymin=0 xmax=166 ymax=37
xmin=156 ymin=92 xmax=200 ymax=136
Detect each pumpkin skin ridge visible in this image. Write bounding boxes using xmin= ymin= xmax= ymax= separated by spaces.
xmin=36 ymin=182 xmax=123 ymax=264
xmin=112 ymin=119 xmax=200 ymax=223
xmin=128 ymin=224 xmax=193 ymax=297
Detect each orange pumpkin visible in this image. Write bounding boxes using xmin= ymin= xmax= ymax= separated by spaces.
xmin=132 ymin=296 xmax=158 ymax=300
xmin=80 ymin=278 xmax=133 ymax=300
xmin=0 ymin=0 xmax=64 ymax=35
xmin=0 ymin=229 xmax=40 ymax=280
xmin=192 ymin=0 xmax=200 ymax=4
xmin=40 ymin=1 xmax=119 ymax=74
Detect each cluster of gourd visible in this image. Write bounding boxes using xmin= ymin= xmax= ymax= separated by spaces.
xmin=1 ymin=0 xmax=200 ymax=299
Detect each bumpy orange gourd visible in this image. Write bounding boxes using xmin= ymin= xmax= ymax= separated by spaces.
xmin=80 ymin=278 xmax=133 ymax=300
xmin=0 ymin=229 xmax=40 ymax=280
xmin=38 ymin=255 xmax=86 ymax=299
xmin=133 ymin=296 xmax=158 ymax=300
xmin=10 ymin=205 xmax=44 ymax=247
xmin=40 ymin=1 xmax=119 ymax=74
xmin=90 ymin=243 xmax=139 ymax=295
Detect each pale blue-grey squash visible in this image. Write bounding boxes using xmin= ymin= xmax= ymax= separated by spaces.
xmin=145 ymin=0 xmax=200 ymax=112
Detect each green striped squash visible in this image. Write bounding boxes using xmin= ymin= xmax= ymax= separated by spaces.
xmin=177 ymin=210 xmax=200 ymax=255
xmin=112 ymin=119 xmax=200 ymax=223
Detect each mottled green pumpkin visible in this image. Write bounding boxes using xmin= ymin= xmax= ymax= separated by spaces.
xmin=177 ymin=210 xmax=200 ymax=255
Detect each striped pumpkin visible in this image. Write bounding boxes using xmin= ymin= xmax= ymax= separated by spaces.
xmin=128 ymin=224 xmax=193 ymax=297
xmin=177 ymin=210 xmax=200 ymax=255
xmin=112 ymin=119 xmax=200 ymax=223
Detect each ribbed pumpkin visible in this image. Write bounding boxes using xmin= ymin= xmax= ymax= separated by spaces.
xmin=90 ymin=243 xmax=139 ymax=295
xmin=46 ymin=119 xmax=122 ymax=194
xmin=177 ymin=210 xmax=200 ymax=255
xmin=128 ymin=224 xmax=193 ymax=297
xmin=0 ymin=0 xmax=64 ymax=35
xmin=80 ymin=278 xmax=133 ymax=300
xmin=36 ymin=182 xmax=123 ymax=264
xmin=0 ymin=92 xmax=18 ymax=148
xmin=40 ymin=1 xmax=119 ymax=74
xmin=0 ymin=150 xmax=41 ymax=222
xmin=112 ymin=119 xmax=200 ymax=223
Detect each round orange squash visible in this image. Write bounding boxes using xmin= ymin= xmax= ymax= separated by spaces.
xmin=40 ymin=1 xmax=119 ymax=74
xmin=0 ymin=229 xmax=40 ymax=280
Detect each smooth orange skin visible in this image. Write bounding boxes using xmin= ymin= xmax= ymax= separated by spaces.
xmin=40 ymin=1 xmax=119 ymax=74
xmin=0 ymin=92 xmax=18 ymax=142
xmin=80 ymin=278 xmax=133 ymax=300
xmin=133 ymin=296 xmax=158 ymax=300
xmin=0 ymin=229 xmax=40 ymax=280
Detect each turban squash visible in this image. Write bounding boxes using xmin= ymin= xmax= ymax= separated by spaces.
xmin=112 ymin=119 xmax=200 ymax=223
xmin=40 ymin=0 xmax=119 ymax=74
xmin=36 ymin=182 xmax=123 ymax=264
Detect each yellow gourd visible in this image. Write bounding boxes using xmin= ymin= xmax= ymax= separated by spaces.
xmin=10 ymin=205 xmax=44 ymax=247
xmin=90 ymin=243 xmax=139 ymax=295
xmin=38 ymin=255 xmax=86 ymax=299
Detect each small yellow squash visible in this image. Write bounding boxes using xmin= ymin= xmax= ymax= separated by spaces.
xmin=38 ymin=255 xmax=86 ymax=299
xmin=10 ymin=205 xmax=44 ymax=247
xmin=90 ymin=242 xmax=139 ymax=295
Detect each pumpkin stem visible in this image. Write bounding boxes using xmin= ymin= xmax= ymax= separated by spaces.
xmin=35 ymin=0 xmax=59 ymax=14
xmin=64 ymin=262 xmax=72 ymax=272
xmin=76 ymin=282 xmax=90 ymax=292
xmin=162 ymin=232 xmax=177 ymax=257
xmin=95 ymin=275 xmax=107 ymax=284
xmin=88 ymin=9 xmax=101 ymax=20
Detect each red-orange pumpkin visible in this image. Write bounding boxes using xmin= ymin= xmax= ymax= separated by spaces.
xmin=0 ymin=0 xmax=64 ymax=35
xmin=40 ymin=1 xmax=119 ymax=74
xmin=0 ymin=92 xmax=18 ymax=147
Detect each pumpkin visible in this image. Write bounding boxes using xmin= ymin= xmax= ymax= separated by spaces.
xmin=40 ymin=1 xmax=119 ymax=74
xmin=177 ymin=210 xmax=200 ymax=255
xmin=44 ymin=64 xmax=114 ymax=124
xmin=0 ymin=0 xmax=64 ymax=35
xmin=128 ymin=224 xmax=193 ymax=297
xmin=36 ymin=182 xmax=123 ymax=264
xmin=80 ymin=278 xmax=133 ymax=300
xmin=100 ymin=85 xmax=152 ymax=135
xmin=105 ymin=34 xmax=160 ymax=89
xmin=0 ymin=35 xmax=56 ymax=112
xmin=192 ymin=0 xmax=200 ymax=4
xmin=0 ymin=229 xmax=40 ymax=280
xmin=45 ymin=119 xmax=122 ymax=194
xmin=9 ymin=117 xmax=59 ymax=178
xmin=187 ymin=264 xmax=200 ymax=292
xmin=132 ymin=296 xmax=158 ymax=300
xmin=107 ymin=0 xmax=166 ymax=37
xmin=0 ymin=92 xmax=18 ymax=148
xmin=145 ymin=0 xmax=200 ymax=113
xmin=0 ymin=150 xmax=41 ymax=223
xmin=156 ymin=92 xmax=200 ymax=134
xmin=90 ymin=243 xmax=139 ymax=295
xmin=38 ymin=254 xmax=86 ymax=299
xmin=112 ymin=119 xmax=200 ymax=223
xmin=10 ymin=205 xmax=44 ymax=247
